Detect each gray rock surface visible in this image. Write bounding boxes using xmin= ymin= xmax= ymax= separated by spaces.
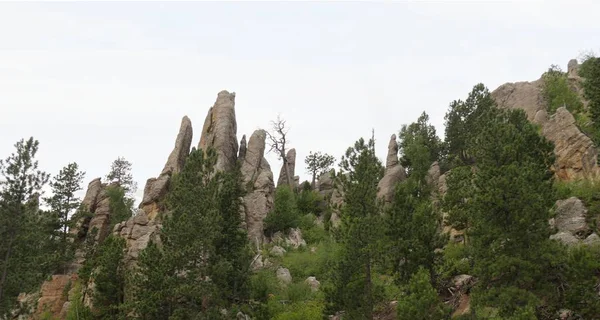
xmin=139 ymin=116 xmax=193 ymax=220
xmin=276 ymin=267 xmax=292 ymax=285
xmin=305 ymin=276 xmax=321 ymax=292
xmin=198 ymin=90 xmax=239 ymax=172
xmin=240 ymin=130 xmax=275 ymax=244
xmin=269 ymin=246 xmax=286 ymax=257
xmin=554 ymin=197 xmax=589 ymax=236
xmin=377 ymin=134 xmax=406 ymax=203
xmin=277 ymin=148 xmax=296 ymax=187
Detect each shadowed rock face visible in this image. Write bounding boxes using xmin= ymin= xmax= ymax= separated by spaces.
xmin=140 ymin=116 xmax=193 ymax=220
xmin=377 ymin=134 xmax=406 ymax=203
xmin=198 ymin=90 xmax=239 ymax=173
xmin=277 ymin=148 xmax=296 ymax=188
xmin=240 ymin=130 xmax=275 ymax=244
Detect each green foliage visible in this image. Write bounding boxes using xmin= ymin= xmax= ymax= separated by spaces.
xmin=91 ymin=235 xmax=126 ymax=319
xmin=561 ymin=244 xmax=600 ymax=318
xmin=466 ymin=108 xmax=556 ymax=316
xmin=44 ymin=162 xmax=85 ymax=273
xmin=399 ymin=112 xmax=442 ymax=172
xmin=297 ymin=213 xmax=328 ymax=244
xmin=131 ymin=147 xmax=250 ymax=319
xmin=272 ymin=300 xmax=324 ymax=320
xmin=442 ymin=165 xmax=475 ymax=232
xmin=387 ymin=114 xmax=446 ymax=284
xmin=281 ymin=241 xmax=338 ymax=282
xmin=436 ymin=243 xmax=472 ymax=282
xmin=325 ymin=135 xmax=385 ymax=319
xmin=105 ymin=185 xmax=133 ymax=230
xmin=541 ymin=65 xmax=583 ymax=114
xmin=264 ymin=186 xmax=300 ymax=235
xmin=396 ymin=267 xmax=447 ymax=320
xmin=66 ymin=281 xmax=94 ymax=320
xmin=580 ymin=56 xmax=600 ymax=144
xmin=444 ymin=83 xmax=495 ymax=166
xmin=305 ymin=151 xmax=335 ymax=188
xmin=386 ymin=177 xmax=445 ymax=284
xmin=296 ymin=183 xmax=323 ymax=216
xmin=105 ymin=156 xmax=137 ymax=194
xmin=0 ymin=137 xmax=52 ymax=316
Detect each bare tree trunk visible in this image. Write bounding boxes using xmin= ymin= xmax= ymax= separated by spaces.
xmin=0 ymin=233 xmax=16 ymax=304
xmin=311 ymin=172 xmax=317 ymax=190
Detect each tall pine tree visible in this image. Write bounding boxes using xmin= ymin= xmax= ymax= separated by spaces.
xmin=132 ymin=147 xmax=249 ymax=319
xmin=467 ymin=108 xmax=556 ymax=317
xmin=45 ymin=162 xmax=85 ymax=272
xmin=324 ymin=135 xmax=384 ymax=319
xmin=0 ymin=138 xmax=51 ymax=315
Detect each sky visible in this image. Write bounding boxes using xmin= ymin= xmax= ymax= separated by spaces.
xmin=1 ymin=1 xmax=599 ymax=205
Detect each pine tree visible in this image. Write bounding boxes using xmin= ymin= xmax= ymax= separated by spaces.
xmin=209 ymin=165 xmax=251 ymax=305
xmin=264 ymin=186 xmax=300 ymax=236
xmin=467 ymin=108 xmax=556 ymax=317
xmin=387 ymin=116 xmax=445 ymax=285
xmin=132 ymin=147 xmax=249 ymax=319
xmin=444 ymin=83 xmax=495 ymax=166
xmin=45 ymin=162 xmax=85 ymax=272
xmin=324 ymin=135 xmax=384 ymax=319
xmin=0 ymin=138 xmax=50 ymax=315
xmin=91 ymin=235 xmax=126 ymax=319
xmin=106 ymin=156 xmax=137 ymax=194
xmin=396 ymin=267 xmax=447 ymax=320
xmin=305 ymin=151 xmax=335 ymax=189
xmin=398 ymin=112 xmax=441 ymax=173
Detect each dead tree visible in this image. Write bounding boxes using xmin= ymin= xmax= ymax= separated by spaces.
xmin=266 ymin=115 xmax=293 ymax=187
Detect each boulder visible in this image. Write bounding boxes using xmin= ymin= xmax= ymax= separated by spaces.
xmin=305 ymin=276 xmax=321 ymax=292
xmin=198 ymin=90 xmax=239 ymax=173
xmin=286 ymin=228 xmax=307 ymax=248
xmin=583 ymin=233 xmax=600 ymax=246
xmin=241 ymin=130 xmax=275 ymax=244
xmin=277 ymin=148 xmax=296 ymax=187
xmin=270 ymin=246 xmax=286 ymax=257
xmin=276 ymin=267 xmax=292 ymax=285
xmin=554 ymin=197 xmax=589 ymax=236
xmin=550 ymin=231 xmax=580 ymax=246
xmin=377 ymin=134 xmax=406 ymax=203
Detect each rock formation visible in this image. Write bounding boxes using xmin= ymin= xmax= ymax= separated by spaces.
xmin=240 ymin=130 xmax=275 ymax=244
xmin=377 ymin=134 xmax=406 ymax=203
xmin=539 ymin=108 xmax=600 ymax=180
xmin=492 ymin=79 xmax=545 ymax=122
xmin=277 ymin=148 xmax=296 ymax=187
xmin=113 ymin=212 xmax=160 ymax=267
xmin=198 ymin=90 xmax=239 ymax=172
xmin=492 ymin=60 xmax=600 ymax=181
xmin=139 ymin=116 xmax=193 ymax=220
xmin=550 ymin=197 xmax=600 ymax=246
xmin=116 ymin=117 xmax=194 ymax=267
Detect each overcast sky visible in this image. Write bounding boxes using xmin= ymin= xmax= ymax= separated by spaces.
xmin=1 ymin=1 xmax=599 ymax=204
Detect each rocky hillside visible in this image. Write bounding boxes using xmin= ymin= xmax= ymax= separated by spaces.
xmin=5 ymin=56 xmax=600 ymax=320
